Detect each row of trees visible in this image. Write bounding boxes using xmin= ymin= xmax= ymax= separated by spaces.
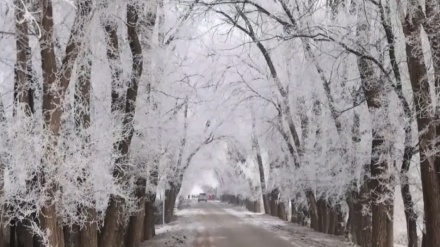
xmin=3 ymin=0 xmax=440 ymax=246
xmin=0 ymin=0 xmax=225 ymax=246
xmin=201 ymin=0 xmax=440 ymax=247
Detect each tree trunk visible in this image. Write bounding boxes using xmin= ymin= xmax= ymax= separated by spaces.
xmin=327 ymin=205 xmax=336 ymax=235
xmin=38 ymin=0 xmax=93 ymax=245
xmin=101 ymin=3 xmax=144 ymax=246
xmin=306 ymin=190 xmax=319 ymax=231
xmin=356 ymin=12 xmax=393 ymax=246
xmin=348 ymin=191 xmax=361 ymax=245
xmin=39 ymin=205 xmax=64 ymax=247
xmin=125 ymin=179 xmax=146 ymax=247
xmin=333 ymin=205 xmax=345 ymax=236
xmin=14 ymin=2 xmax=37 ymax=246
xmin=114 ymin=221 xmax=126 ymax=247
xmin=261 ymin=194 xmax=270 ymax=215
xmin=277 ymin=202 xmax=287 ymax=221
xmin=424 ymin=0 xmax=440 ymax=186
xmin=401 ymin=5 xmax=440 ymax=247
xmin=251 ymin=110 xmax=269 ymax=215
xmin=16 ymin=221 xmax=33 ymax=247
xmin=400 ymin=146 xmax=418 ymax=247
xmin=63 ymin=225 xmax=79 ymax=247
xmin=270 ymin=189 xmax=279 ymax=217
xmin=78 ymin=208 xmax=98 ymax=247
xmin=143 ymin=198 xmax=156 ymax=240
xmin=360 ymin=178 xmax=372 ymax=247
xmin=317 ymin=199 xmax=326 ymax=232
xmin=164 ymin=186 xmax=178 ymax=223
xmin=378 ymin=1 xmax=419 ymax=245
xmin=99 ymin=198 xmax=123 ymax=247
xmin=10 ymin=223 xmax=15 ymax=247
xmin=14 ymin=0 xmax=31 ymax=115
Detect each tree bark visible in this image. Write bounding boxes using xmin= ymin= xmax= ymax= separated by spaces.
xmin=400 ymin=5 xmax=440 ymax=246
xmin=270 ymin=190 xmax=278 ymax=217
xmin=123 ymin=5 xmax=147 ymax=247
xmin=377 ymin=2 xmax=419 ymax=245
xmin=424 ymin=0 xmax=440 ymax=188
xmin=277 ymin=201 xmax=287 ymax=221
xmin=143 ymin=197 xmax=156 ymax=240
xmin=100 ymin=2 xmax=144 ymax=246
xmin=16 ymin=220 xmax=33 ymax=247
xmin=78 ymin=207 xmax=98 ymax=247
xmin=356 ymin=11 xmax=393 ymax=246
xmin=14 ymin=0 xmax=31 ymax=114
xmin=14 ymin=1 xmax=37 ymax=245
xmin=99 ymin=197 xmax=123 ymax=247
xmin=38 ymin=0 xmax=93 ymax=245
xmin=63 ymin=225 xmax=79 ymax=247
xmin=125 ymin=196 xmax=145 ymax=247
xmin=164 ymin=185 xmax=178 ymax=223
xmin=73 ymin=16 xmax=97 ymax=247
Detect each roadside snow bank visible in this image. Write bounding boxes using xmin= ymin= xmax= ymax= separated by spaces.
xmin=142 ymin=200 xmax=201 ymax=247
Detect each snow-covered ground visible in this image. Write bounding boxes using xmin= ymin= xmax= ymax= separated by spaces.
xmin=143 ymin=200 xmax=200 ymax=247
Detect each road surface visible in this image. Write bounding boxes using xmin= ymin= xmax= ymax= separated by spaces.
xmin=191 ymin=202 xmax=296 ymax=247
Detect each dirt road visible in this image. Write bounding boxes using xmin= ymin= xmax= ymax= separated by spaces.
xmin=192 ymin=202 xmax=297 ymax=247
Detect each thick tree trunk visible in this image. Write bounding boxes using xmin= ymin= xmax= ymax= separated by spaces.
xmin=317 ymin=199 xmax=326 ymax=232
xmin=39 ymin=205 xmax=64 ymax=247
xmin=270 ymin=189 xmax=279 ymax=217
xmin=356 ymin=13 xmax=393 ymax=246
xmin=16 ymin=221 xmax=33 ymax=247
xmin=328 ymin=205 xmax=336 ymax=235
xmin=38 ymin=0 xmax=93 ymax=245
xmin=125 ymin=200 xmax=145 ymax=247
xmin=125 ymin=179 xmax=146 ymax=247
xmin=114 ymin=221 xmax=126 ymax=247
xmin=359 ymin=179 xmax=372 ymax=247
xmin=164 ymin=185 xmax=178 ymax=223
xmin=400 ymin=6 xmax=440 ymax=247
xmin=73 ymin=22 xmax=97 ymax=247
xmin=277 ymin=202 xmax=287 ymax=221
xmin=143 ymin=198 xmax=156 ymax=240
xmin=78 ymin=208 xmax=98 ymax=247
xmin=99 ymin=198 xmax=123 ymax=247
xmin=101 ymin=3 xmax=144 ymax=246
xmin=14 ymin=2 xmax=37 ymax=245
xmin=63 ymin=225 xmax=79 ymax=247
xmin=306 ymin=190 xmax=319 ymax=231
xmin=333 ymin=205 xmax=345 ymax=236
xmin=261 ymin=194 xmax=270 ymax=215
xmin=99 ymin=18 xmax=125 ymax=247
xmin=348 ymin=190 xmax=362 ymax=245
xmin=424 ymin=0 xmax=440 ymax=187
xmin=0 ymin=224 xmax=8 ymax=247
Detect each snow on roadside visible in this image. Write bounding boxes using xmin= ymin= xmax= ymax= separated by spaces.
xmin=219 ymin=202 xmax=357 ymax=247
xmin=142 ymin=200 xmax=201 ymax=247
